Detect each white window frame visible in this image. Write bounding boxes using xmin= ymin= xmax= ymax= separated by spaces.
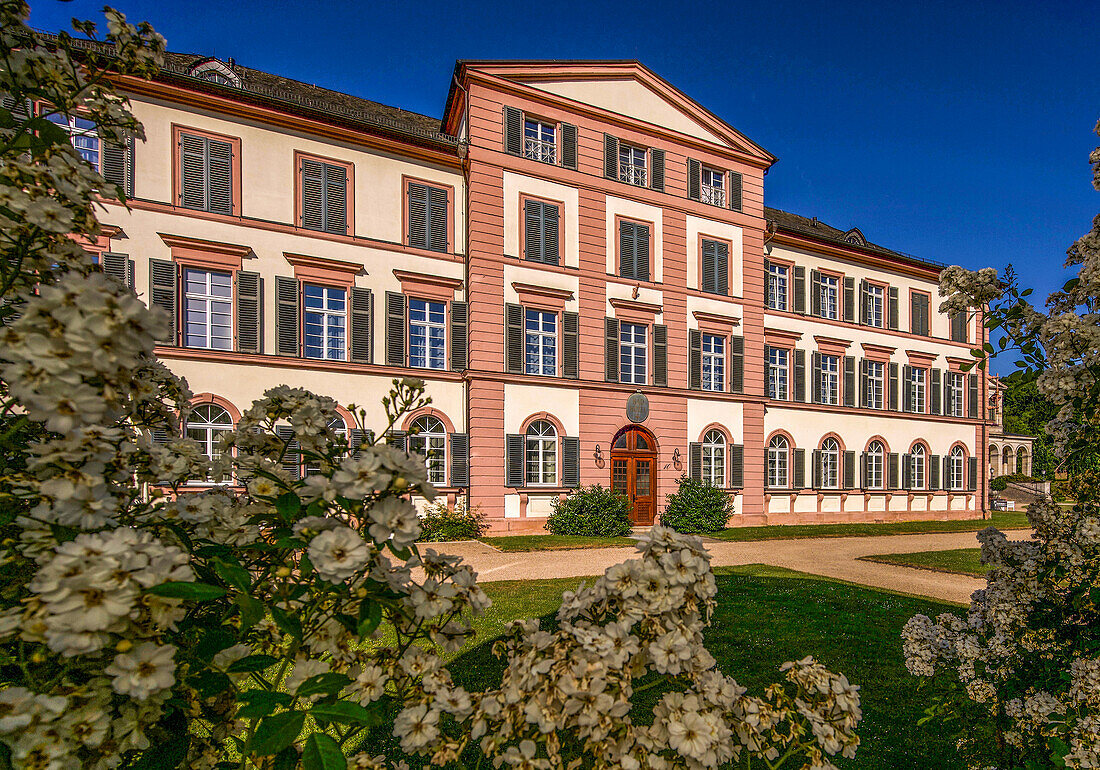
xmin=768 ymin=436 xmax=789 ymax=489
xmin=820 ymin=354 xmax=839 ymax=405
xmin=408 ymin=416 xmax=446 ymax=485
xmin=523 ymin=118 xmax=556 ymax=164
xmin=524 ymin=308 xmax=557 ymax=376
xmin=910 ymin=445 xmax=926 ymax=490
xmin=408 ymin=298 xmax=447 ymax=370
xmin=949 ymin=447 xmax=966 ymax=490
xmin=183 ymin=268 xmax=233 ymax=351
xmin=702 ymin=429 xmax=726 ymax=487
xmin=767 ymin=264 xmax=788 ymax=311
xmin=701 ymin=333 xmax=725 ymax=392
xmin=866 ymin=441 xmax=885 ymax=490
xmin=619 ymin=322 xmax=648 ymax=385
xmin=302 ymin=284 xmax=347 ymax=361
xmin=867 ymin=361 xmax=884 ymax=410
xmin=947 ymin=372 xmax=965 ymax=417
xmin=864 ymin=283 xmax=885 ymax=327
xmin=820 ymin=438 xmax=840 ymax=489
xmin=186 ymin=404 xmax=233 ymax=482
xmin=909 ymin=367 xmax=926 ymax=413
xmin=619 ymin=144 xmax=647 ymax=186
xmin=819 ymin=274 xmax=839 ymax=320
xmin=525 ymin=420 xmax=558 ymax=486
xmin=700 ymin=166 xmax=726 ymax=206
xmin=768 ymin=347 xmax=789 ymax=401
xmin=45 ymin=112 xmax=100 ymax=170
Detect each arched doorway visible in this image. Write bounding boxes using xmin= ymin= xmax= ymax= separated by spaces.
xmin=609 ymin=425 xmax=657 ymax=525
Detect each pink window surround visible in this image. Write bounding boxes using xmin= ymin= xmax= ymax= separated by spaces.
xmin=171 ymin=124 xmax=243 ymax=216
xmin=190 ymin=392 xmax=242 ymax=423
xmin=518 ymin=192 xmax=565 ymax=262
xmin=613 ymin=214 xmax=656 ymax=282
xmin=76 ymin=225 xmax=122 ymax=256
xmin=511 ymin=282 xmax=574 ymax=311
xmin=692 ymin=310 xmax=740 ymax=335
xmin=392 ymin=269 xmax=463 ymax=302
xmin=764 ymin=327 xmax=803 ymax=348
xmin=284 ymin=252 xmax=362 ymax=288
xmin=945 ymin=356 xmax=972 ymax=372
xmin=401 ymin=175 xmax=455 ymax=254
xmin=159 ymin=232 xmax=252 ymax=271
xmin=293 ymin=150 xmax=355 ymax=236
xmin=519 ymin=411 xmax=567 ymax=436
xmin=402 ymin=407 xmax=456 ymax=435
xmin=860 ymin=341 xmax=896 ymax=363
xmin=813 ymin=334 xmax=852 ymax=358
xmin=697 ymin=232 xmax=734 ymax=296
xmin=608 ymin=296 xmax=662 ymax=324
xmin=906 ymin=350 xmax=939 ymax=368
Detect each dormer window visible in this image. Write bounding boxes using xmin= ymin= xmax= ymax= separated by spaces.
xmin=523 ymin=118 xmax=556 ymax=163
xmin=188 ymin=59 xmax=241 ymax=88
xmin=700 ymin=166 xmax=725 ymax=206
xmin=619 ymin=144 xmax=647 ymax=186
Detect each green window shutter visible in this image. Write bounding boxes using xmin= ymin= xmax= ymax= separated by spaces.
xmin=506 ymin=434 xmax=525 ymax=487
xmin=386 ymin=430 xmax=407 ymax=452
xmin=560 ymin=123 xmax=578 ymax=169
xmin=101 ymin=134 xmax=134 ymax=198
xmin=929 ymin=456 xmax=941 ymax=490
xmin=888 ymin=453 xmax=900 ymax=490
xmin=728 ymin=171 xmax=743 ymax=211
xmin=649 ymin=148 xmax=665 ymax=192
xmin=860 ymin=453 xmax=868 ymax=489
xmin=603 ymin=134 xmax=619 ymax=179
xmin=793 ymin=448 xmax=806 ymax=489
xmin=562 ymin=311 xmax=579 ymax=378
xmin=715 ymin=241 xmax=728 ymax=296
xmin=450 ymin=300 xmax=468 ymax=371
xmin=236 ymin=270 xmax=262 ymax=354
xmin=427 ymin=185 xmax=448 ymax=253
xmin=618 ymin=219 xmax=635 ymax=278
xmin=811 ymin=352 xmax=821 ymax=404
xmin=944 ymin=372 xmax=955 ymax=416
xmin=605 ymin=317 xmax=619 ymax=382
xmin=729 ymin=444 xmax=744 ymax=488
xmin=689 ymin=442 xmax=702 ymax=480
xmin=450 ymin=433 xmax=469 ymax=487
xmin=635 ymin=224 xmax=650 ymax=282
xmin=275 ymin=425 xmax=301 ymax=480
xmin=843 ymin=356 xmax=856 ymax=408
xmin=324 ymin=162 xmax=348 ymax=235
xmin=179 ymin=133 xmax=207 ymax=210
xmin=968 ymin=374 xmax=980 ymax=418
xmin=350 ymin=287 xmax=373 ymax=364
xmin=729 ymin=335 xmax=744 ymax=393
xmin=860 ymin=359 xmax=870 ymax=407
xmin=700 ymin=239 xmax=716 ymax=293
xmin=812 ymin=450 xmax=822 ymax=488
xmin=385 ymin=291 xmax=406 ymax=366
xmin=505 ymin=303 xmax=523 ymax=374
xmin=524 ymin=199 xmax=541 ymax=261
xmin=300 ymin=158 xmax=325 ymax=231
xmin=930 ymin=368 xmax=942 ymax=415
xmin=843 ymin=451 xmax=856 ymax=489
xmin=968 ymin=457 xmax=978 ymax=491
xmin=207 ymin=138 xmax=233 ymax=215
xmin=653 ymin=324 xmax=668 ymax=386
xmin=407 ymin=182 xmax=429 ymax=249
xmin=793 ymin=349 xmax=806 ymax=402
xmin=148 ymin=258 xmax=177 ymax=344
xmin=687 ymin=158 xmax=701 ymax=200
xmin=503 ymin=107 xmax=522 ymax=155
xmin=888 ymin=286 xmax=900 ymax=330
xmin=562 ymin=436 xmax=580 ymax=487
xmin=912 ymin=293 xmax=929 ymax=335
xmin=275 ymin=276 xmax=299 ymax=357
xmin=688 ymin=329 xmax=702 ymax=390
xmin=809 ymin=270 xmax=821 ymax=316
xmin=792 ymin=266 xmax=806 ymax=314
xmin=544 ymin=203 xmax=560 ymax=265
xmin=101 ymin=252 xmax=133 ymax=288
xmin=951 ymin=311 xmax=968 ymax=342
xmin=902 ymin=454 xmax=912 ymax=488
xmin=843 ymin=277 xmax=856 ymax=323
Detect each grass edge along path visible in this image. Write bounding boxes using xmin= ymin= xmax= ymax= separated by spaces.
xmin=859 ymin=548 xmax=989 ymax=578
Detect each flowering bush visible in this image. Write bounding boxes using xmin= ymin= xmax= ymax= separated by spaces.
xmin=0 ymin=5 xmax=862 ymax=769
xmin=546 ymin=484 xmax=633 ymax=537
xmin=661 ymin=475 xmax=734 ymax=534
xmin=902 ymin=122 xmax=1100 ymax=768
xmin=417 ymin=497 xmax=487 ymax=542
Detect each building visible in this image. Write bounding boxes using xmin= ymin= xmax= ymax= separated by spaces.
xmin=987 ymin=376 xmax=1035 ymax=477
xmin=75 ymin=51 xmax=991 ymax=532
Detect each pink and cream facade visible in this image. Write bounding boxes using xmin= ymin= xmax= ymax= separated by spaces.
xmin=86 ymin=56 xmax=990 ymax=532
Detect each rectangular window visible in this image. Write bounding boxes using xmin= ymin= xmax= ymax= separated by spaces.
xmin=818 ymin=274 xmax=839 ymax=320
xmin=178 ymin=131 xmax=234 ymax=215
xmin=523 ymin=118 xmax=556 ymax=164
xmin=947 ymin=372 xmax=965 ymax=417
xmin=866 ymin=360 xmax=884 ymax=409
xmin=302 ymin=284 xmax=346 ymax=361
xmin=820 ymin=448 xmax=839 ymax=489
xmin=524 ymin=309 xmax=557 ymax=376
xmin=619 ymin=144 xmax=647 ymax=186
xmin=864 ymin=284 xmax=884 ymax=327
xmin=183 ymin=268 xmax=232 ymax=350
xmin=911 ymin=292 xmax=930 ymax=336
xmin=767 ymin=347 xmax=789 ymax=400
xmin=525 ymin=426 xmax=557 ymax=486
xmin=867 ymin=451 xmax=884 ymax=489
xmin=701 ymin=334 xmax=725 ymax=392
xmin=909 ymin=367 xmax=926 ymax=413
xmin=619 ymin=220 xmax=651 ymax=281
xmin=407 ymin=182 xmax=449 ymax=253
xmin=700 ymin=166 xmax=725 ymax=206
xmin=911 ymin=453 xmax=926 ymax=489
xmin=619 ymin=322 xmax=648 ymax=384
xmin=408 ymin=298 xmax=446 ymax=370
xmin=524 ymin=199 xmax=560 ymax=265
xmin=820 ymin=354 xmax=839 ymax=405
xmin=46 ymin=113 xmax=100 ymax=169
xmin=408 ymin=431 xmax=446 ymax=485
xmin=767 ymin=264 xmax=788 ymax=311
xmin=299 ymin=157 xmax=349 ymax=235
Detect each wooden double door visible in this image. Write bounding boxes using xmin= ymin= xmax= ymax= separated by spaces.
xmin=610 ymin=426 xmax=657 ymax=525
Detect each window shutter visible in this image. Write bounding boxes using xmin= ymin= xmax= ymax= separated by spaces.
xmin=387 ymin=430 xmax=407 ymax=452
xmin=715 ymin=241 xmax=729 ymax=297
xmin=810 ymin=270 xmax=821 ymax=316
xmin=689 ymin=443 xmax=702 ymax=480
xmin=524 ymin=200 xmax=541 ymax=262
xmin=236 ymin=270 xmax=262 ymax=354
xmin=968 ymin=457 xmax=978 ymax=491
xmin=506 ymin=434 xmax=525 ymax=487
xmin=843 ymin=451 xmax=856 ymax=489
xmin=179 ymin=133 xmax=207 ymax=209
xmin=544 ymin=203 xmax=560 ymax=265
xmin=324 ymin=162 xmax=348 ymax=235
xmin=688 ymin=329 xmax=702 ymax=390
xmin=653 ymin=324 xmax=668 ymax=387
xmin=207 ymin=138 xmax=233 ymax=216
xmin=793 ymin=350 xmax=805 ymax=402
xmin=810 ymin=352 xmax=821 ymax=404
xmin=728 ymin=171 xmax=743 ymax=211
xmin=929 ymin=456 xmax=941 ymax=490
xmin=951 ymin=312 xmax=968 ymax=343
xmin=350 ymin=287 xmax=373 ymax=364
xmin=700 ymin=239 xmax=716 ymax=294
xmin=562 ymin=436 xmax=580 ymax=487
xmin=966 ymin=373 xmax=979 ymax=418
xmin=887 ymin=287 xmax=899 ymax=330
xmin=729 ymin=444 xmax=744 ymax=488
xmin=385 ymin=291 xmax=406 ymax=367
xmin=902 ymin=454 xmax=912 ymax=489
xmin=1 ymin=96 xmax=29 ymax=121
xmin=729 ymin=335 xmax=744 ymax=393
xmin=275 ymin=276 xmax=300 ymax=357
xmin=148 ymin=259 xmax=177 ymax=344
xmin=888 ymin=453 xmax=900 ymax=490
xmin=812 ymin=450 xmax=822 ymax=488
xmin=930 ymin=369 xmax=942 ymax=414
xmin=636 ymin=224 xmax=650 ymax=282
xmin=860 ymin=452 xmax=869 ymax=489
xmin=101 ymin=252 xmax=133 ymax=288
xmin=944 ymin=456 xmax=953 ymax=489
xmin=649 ymin=148 xmax=665 ymax=192
xmin=618 ymin=219 xmax=635 ymax=279
xmin=562 ymin=311 xmax=579 ymax=379
xmin=843 ymin=277 xmax=856 ymax=323
xmin=912 ymin=293 xmax=929 ymax=336
xmin=900 ymin=364 xmax=910 ymax=412
xmin=503 ymin=106 xmax=523 ymax=155
xmin=793 ymin=448 xmax=806 ymax=489
xmin=275 ymin=425 xmax=301 ymax=480
xmin=687 ymin=158 xmax=701 ymax=200
xmin=859 ymin=358 xmax=869 ymax=408
xmin=605 ymin=317 xmax=619 ymax=382
xmin=101 ymin=135 xmax=134 ymax=198
xmin=859 ymin=280 xmax=869 ymax=325
xmin=450 ymin=433 xmax=469 ymax=487
xmin=560 ymin=123 xmax=578 ymax=169
xmin=450 ymin=300 xmax=468 ymax=371
xmin=407 ymin=183 xmax=428 ymax=249
xmin=841 ymin=356 xmax=855 ymax=408
xmin=792 ymin=266 xmax=806 ymax=314
xmin=427 ymin=186 xmax=448 ymax=253
xmin=603 ymin=134 xmax=619 ymax=179
xmin=300 ymin=158 xmax=325 ymax=230
xmin=505 ymin=303 xmax=523 ymax=374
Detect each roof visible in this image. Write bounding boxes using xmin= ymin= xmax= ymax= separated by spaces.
xmin=765 ymin=207 xmax=946 ymax=272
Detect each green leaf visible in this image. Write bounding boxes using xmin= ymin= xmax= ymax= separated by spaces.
xmin=227 ymin=654 xmax=278 ymax=673
xmin=235 ymin=690 xmax=292 ymax=720
xmin=310 ymin=700 xmax=382 ymax=726
xmin=270 ymin=606 xmax=302 ymax=639
xmin=146 ymin=582 xmax=226 ymax=601
xmin=190 ymin=669 xmax=232 ymax=699
xmin=235 ymin=594 xmax=265 ymax=630
xmin=357 ymin=600 xmax=382 ymax=638
xmin=194 ymin=627 xmax=237 ymax=663
xmin=250 ymin=711 xmax=306 ymax=756
xmin=296 ymin=672 xmax=351 ymax=698
xmin=302 ymin=734 xmax=346 ymax=770
xmin=275 ymin=492 xmax=301 ymax=521
xmin=214 ymin=559 xmax=252 ymax=592
xmin=272 ymin=746 xmax=299 ymax=770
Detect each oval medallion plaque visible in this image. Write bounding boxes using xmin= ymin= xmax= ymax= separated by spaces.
xmin=625 ymin=391 xmax=649 ymax=423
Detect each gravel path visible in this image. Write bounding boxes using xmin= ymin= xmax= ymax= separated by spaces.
xmin=438 ymin=530 xmax=1034 ymax=605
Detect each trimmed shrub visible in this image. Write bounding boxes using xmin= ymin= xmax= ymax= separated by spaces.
xmin=990 ymin=476 xmax=1008 ymax=492
xmin=660 ymin=475 xmax=734 ymax=534
xmin=546 ymin=485 xmax=633 ymax=537
xmin=418 ymin=497 xmax=487 ymax=542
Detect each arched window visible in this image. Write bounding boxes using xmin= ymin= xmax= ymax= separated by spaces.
xmin=186 ymin=404 xmax=234 ymax=462
xmin=525 ymin=420 xmax=557 ymax=485
xmin=819 ymin=437 xmax=839 ymax=489
xmin=767 ymin=436 xmax=789 ymax=489
xmin=702 ymin=430 xmax=725 ymax=487
xmin=949 ymin=446 xmax=966 ymax=490
xmin=1016 ymin=447 xmax=1029 ymax=475
xmin=1002 ymin=446 xmax=1013 ymax=475
xmin=988 ymin=444 xmax=998 ymax=475
xmin=910 ymin=444 xmax=926 ymax=490
xmin=866 ymin=441 xmax=885 ymax=489
xmin=408 ymin=416 xmax=446 ymax=485
xmin=305 ymin=417 xmax=349 ymax=476
xmin=188 ymin=59 xmax=241 ymax=87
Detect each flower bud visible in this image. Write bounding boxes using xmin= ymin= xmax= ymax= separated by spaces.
xmin=275 ymin=566 xmax=291 ymax=578
xmin=116 ymin=639 xmax=133 ymax=653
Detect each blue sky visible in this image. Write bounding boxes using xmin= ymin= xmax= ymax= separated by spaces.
xmin=31 ymin=0 xmax=1098 ymax=374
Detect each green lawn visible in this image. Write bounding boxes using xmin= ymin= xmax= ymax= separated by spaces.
xmin=860 ymin=548 xmax=989 ymax=578
xmin=360 ymin=565 xmax=966 ymax=768
xmin=481 ymin=533 xmax=638 ymax=552
xmin=708 ymin=510 xmax=1029 ymax=542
